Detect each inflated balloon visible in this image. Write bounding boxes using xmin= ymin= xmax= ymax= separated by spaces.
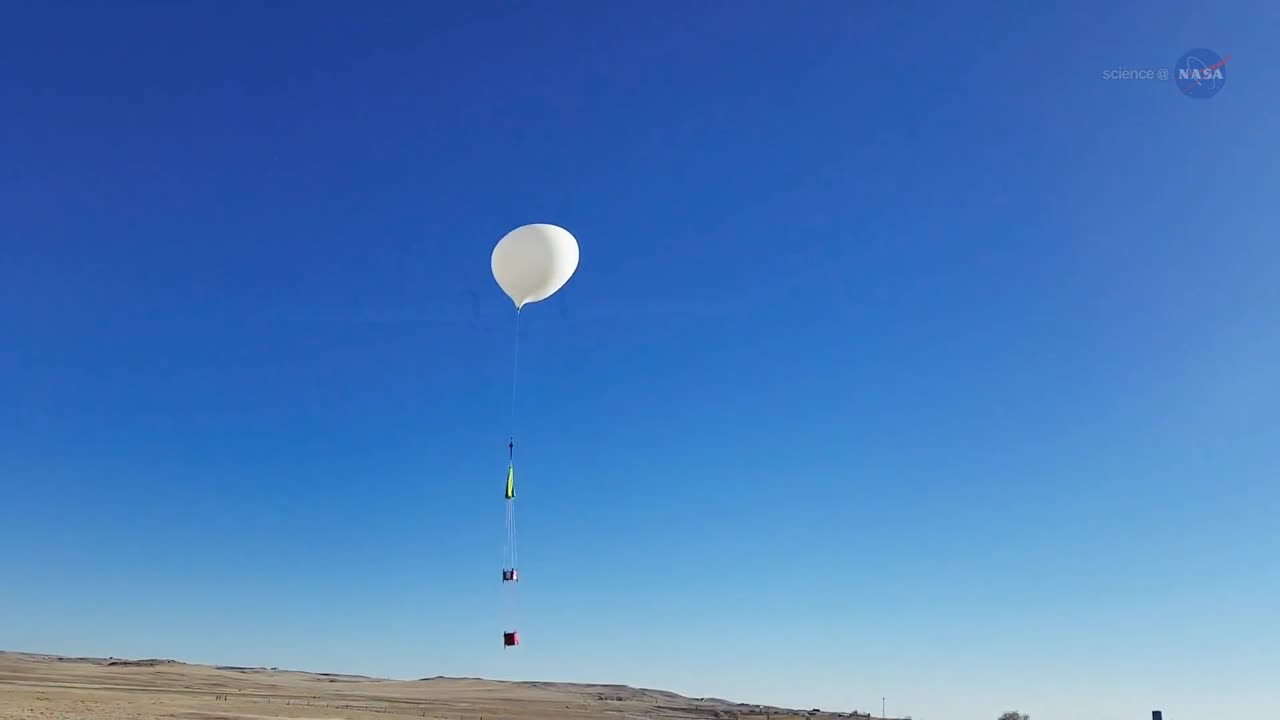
xmin=491 ymin=224 xmax=579 ymax=310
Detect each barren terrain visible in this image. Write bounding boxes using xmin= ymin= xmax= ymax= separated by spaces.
xmin=0 ymin=652 xmax=883 ymax=720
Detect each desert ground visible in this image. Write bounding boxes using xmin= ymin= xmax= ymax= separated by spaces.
xmin=0 ymin=652 xmax=883 ymax=720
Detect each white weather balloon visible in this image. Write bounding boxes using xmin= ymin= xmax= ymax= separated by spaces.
xmin=491 ymin=223 xmax=580 ymax=310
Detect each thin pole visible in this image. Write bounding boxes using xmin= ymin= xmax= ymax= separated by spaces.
xmin=882 ymin=698 xmax=885 ymax=719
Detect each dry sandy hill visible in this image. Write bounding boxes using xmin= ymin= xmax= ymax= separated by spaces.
xmin=0 ymin=651 xmax=887 ymax=720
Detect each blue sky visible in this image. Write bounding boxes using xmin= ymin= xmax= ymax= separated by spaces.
xmin=1 ymin=3 xmax=1277 ymax=720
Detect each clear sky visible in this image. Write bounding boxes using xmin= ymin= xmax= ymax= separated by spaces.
xmin=1 ymin=3 xmax=1276 ymax=720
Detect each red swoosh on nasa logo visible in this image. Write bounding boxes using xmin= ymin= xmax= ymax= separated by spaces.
xmin=1181 ymin=53 xmax=1232 ymax=94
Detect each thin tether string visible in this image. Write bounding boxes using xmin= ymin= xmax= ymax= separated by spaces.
xmin=510 ymin=307 xmax=521 ymax=451
xmin=509 ymin=307 xmax=520 ymax=570
xmin=504 ymin=308 xmax=522 ymax=634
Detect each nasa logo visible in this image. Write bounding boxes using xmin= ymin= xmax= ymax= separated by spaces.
xmin=1174 ymin=48 xmax=1229 ymax=99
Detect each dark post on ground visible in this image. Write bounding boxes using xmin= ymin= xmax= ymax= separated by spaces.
xmin=1153 ymin=711 xmax=1163 ymax=720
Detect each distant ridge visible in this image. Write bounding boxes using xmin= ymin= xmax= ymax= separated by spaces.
xmin=2 ymin=650 xmax=889 ymax=719
xmin=107 ymin=659 xmax=180 ymax=667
